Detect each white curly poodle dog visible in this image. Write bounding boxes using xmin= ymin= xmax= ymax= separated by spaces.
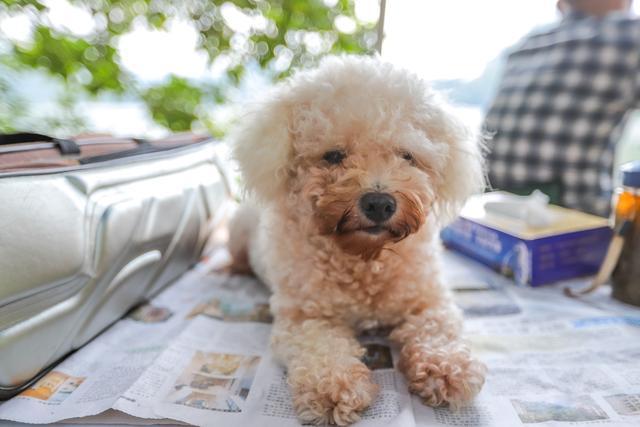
xmin=228 ymin=55 xmax=487 ymax=425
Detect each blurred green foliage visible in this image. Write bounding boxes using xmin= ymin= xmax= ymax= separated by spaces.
xmin=142 ymin=75 xmax=203 ymax=132
xmin=0 ymin=0 xmax=379 ymax=135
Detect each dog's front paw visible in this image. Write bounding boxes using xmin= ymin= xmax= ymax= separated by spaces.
xmin=400 ymin=341 xmax=486 ymax=408
xmin=289 ymin=361 xmax=379 ymax=425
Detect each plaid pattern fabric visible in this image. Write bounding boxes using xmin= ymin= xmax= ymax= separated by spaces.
xmin=483 ymin=12 xmax=640 ymax=216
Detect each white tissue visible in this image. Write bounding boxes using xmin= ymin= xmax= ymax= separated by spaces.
xmin=483 ymin=190 xmax=556 ymax=227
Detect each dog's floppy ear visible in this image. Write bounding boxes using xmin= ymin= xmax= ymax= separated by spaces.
xmin=231 ymin=96 xmax=292 ymax=203
xmin=414 ymin=98 xmax=486 ymax=225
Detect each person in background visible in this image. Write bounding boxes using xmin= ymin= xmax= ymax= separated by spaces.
xmin=483 ymin=0 xmax=639 ymax=216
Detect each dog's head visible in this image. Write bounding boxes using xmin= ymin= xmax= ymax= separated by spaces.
xmin=232 ymin=55 xmax=485 ymax=260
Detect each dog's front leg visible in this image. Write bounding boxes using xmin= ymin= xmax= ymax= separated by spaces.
xmin=271 ymin=316 xmax=379 ymax=425
xmin=389 ymin=303 xmax=486 ymax=408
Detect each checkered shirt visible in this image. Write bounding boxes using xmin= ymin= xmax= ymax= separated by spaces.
xmin=483 ymin=11 xmax=640 ymax=216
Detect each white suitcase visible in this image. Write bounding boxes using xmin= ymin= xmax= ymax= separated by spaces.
xmin=0 ymin=133 xmax=230 ymax=399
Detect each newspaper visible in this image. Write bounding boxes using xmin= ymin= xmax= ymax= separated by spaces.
xmin=1 ymin=249 xmax=640 ymax=427
xmin=0 ymin=250 xmax=413 ymax=427
xmin=415 ymin=253 xmax=640 ymax=427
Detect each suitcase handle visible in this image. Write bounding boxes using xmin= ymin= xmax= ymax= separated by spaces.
xmin=0 ymin=132 xmax=81 ymax=155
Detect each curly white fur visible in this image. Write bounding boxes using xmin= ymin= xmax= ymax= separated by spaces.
xmin=229 ymin=55 xmax=487 ymax=425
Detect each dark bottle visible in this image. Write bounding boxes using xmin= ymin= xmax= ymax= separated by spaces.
xmin=611 ymin=161 xmax=640 ymax=306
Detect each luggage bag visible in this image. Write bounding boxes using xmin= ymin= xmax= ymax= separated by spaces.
xmin=0 ymin=133 xmax=230 ymax=399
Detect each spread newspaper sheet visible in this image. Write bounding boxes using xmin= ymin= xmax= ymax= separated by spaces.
xmin=1 ymin=249 xmax=639 ymax=427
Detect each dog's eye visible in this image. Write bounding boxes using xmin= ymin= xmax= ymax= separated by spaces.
xmin=401 ymin=151 xmax=415 ymax=163
xmin=323 ymin=150 xmax=346 ymax=165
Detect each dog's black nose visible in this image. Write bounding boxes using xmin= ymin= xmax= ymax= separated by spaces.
xmin=359 ymin=192 xmax=396 ymax=223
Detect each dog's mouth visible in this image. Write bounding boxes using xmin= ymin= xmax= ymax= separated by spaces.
xmin=361 ymin=225 xmax=386 ymax=235
xmin=333 ymin=209 xmax=406 ymax=238
xmin=315 ymin=192 xmax=426 ymax=260
xmin=337 ymin=220 xmax=403 ymax=239
xmin=332 ymin=220 xmax=408 ymax=260
xmin=323 ymin=203 xmax=421 ymax=260
xmin=356 ymin=225 xmax=403 ymax=238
